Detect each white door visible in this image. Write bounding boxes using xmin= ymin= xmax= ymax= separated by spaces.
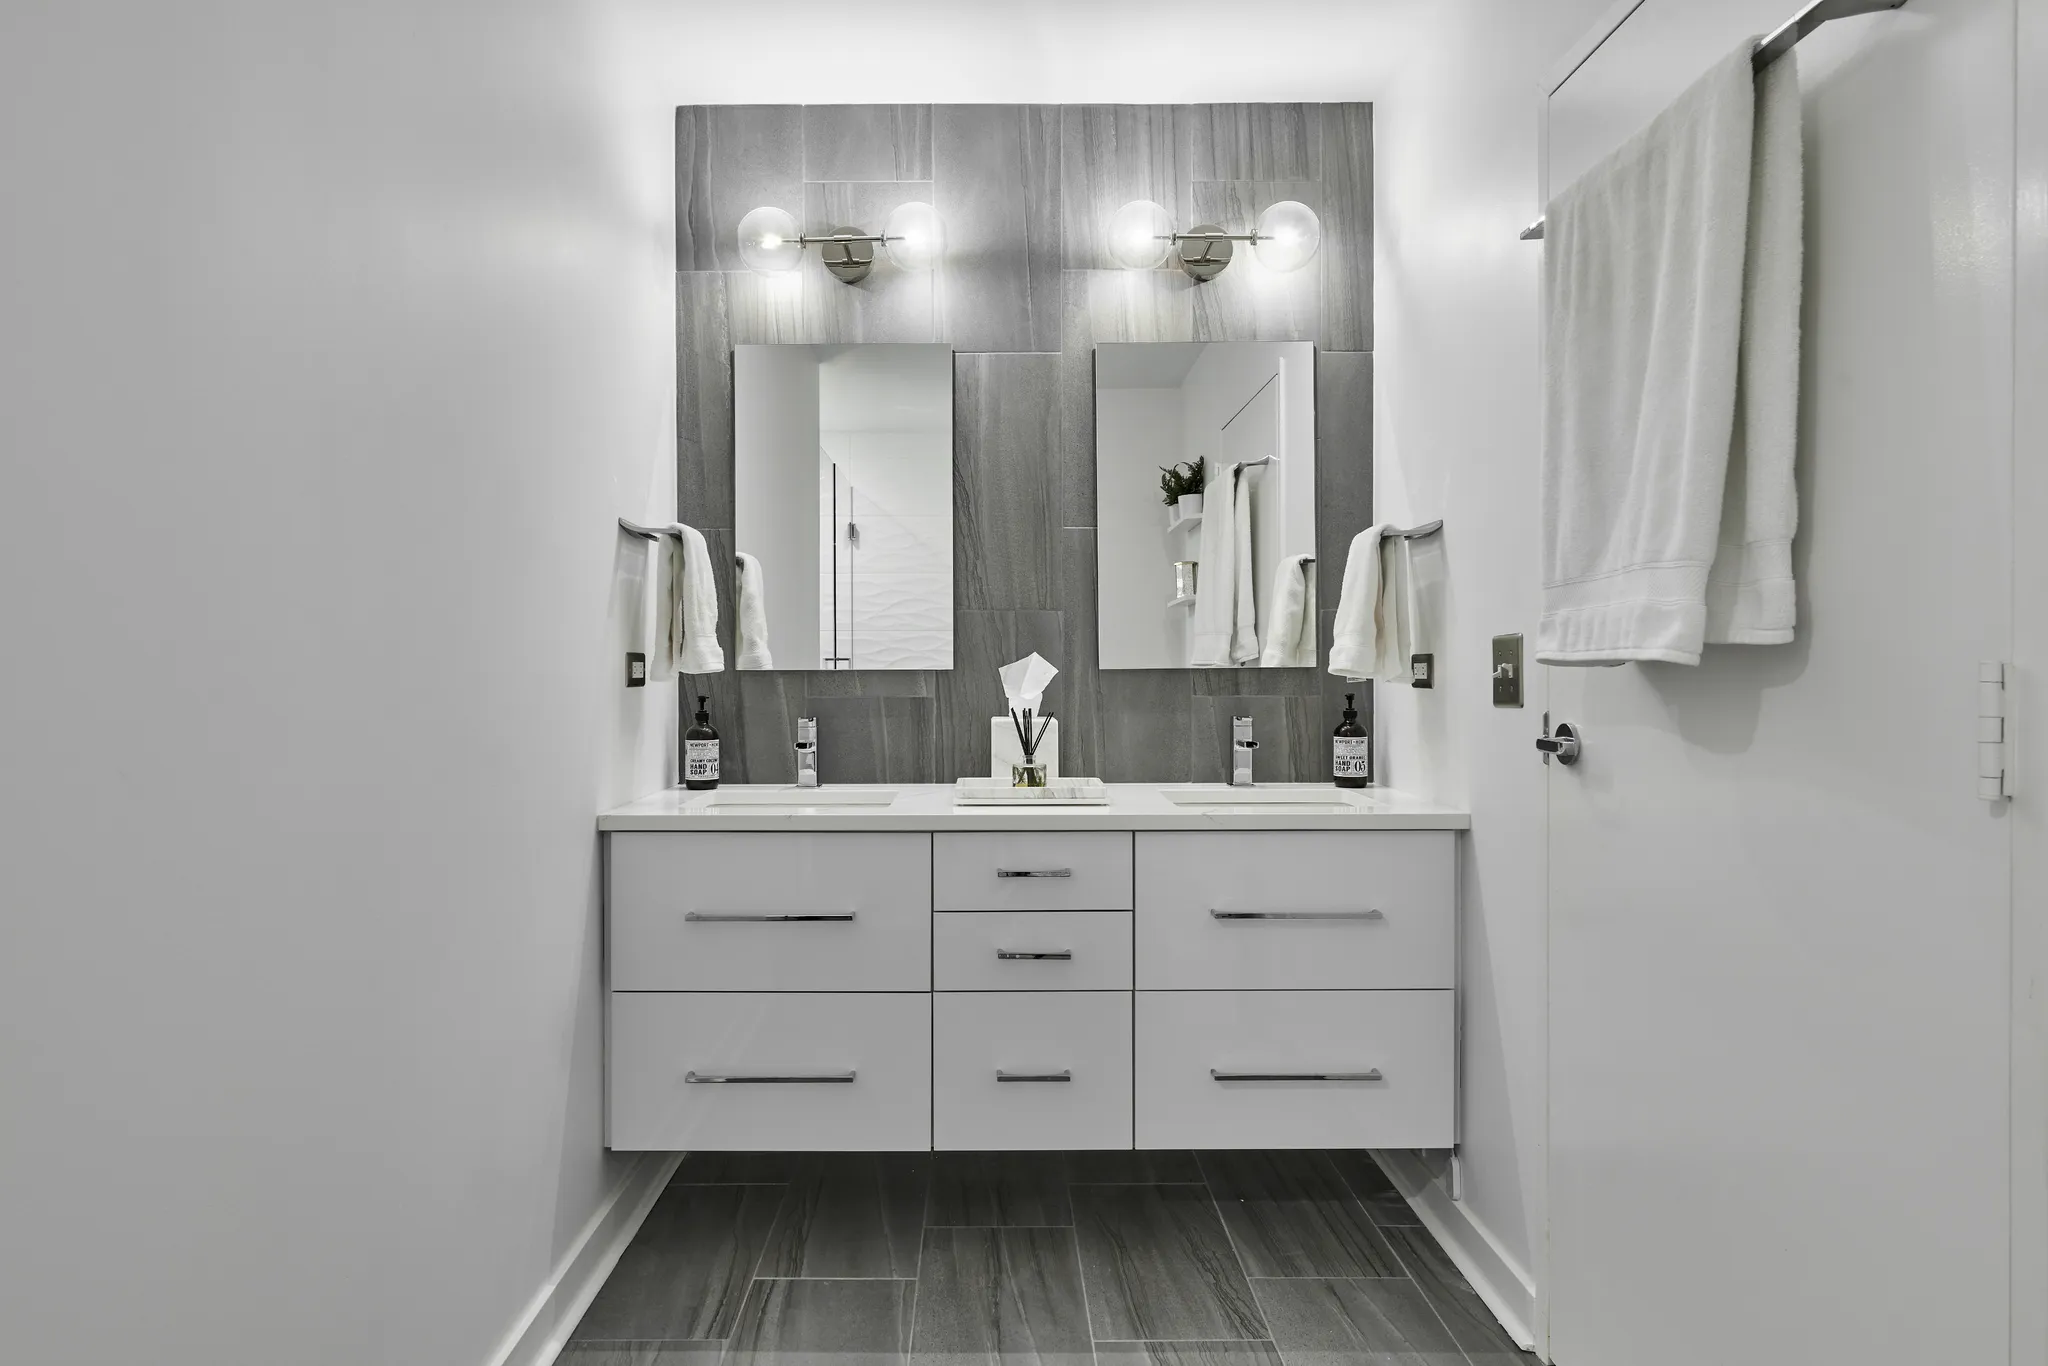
xmin=1543 ymin=3 xmax=2015 ymax=1364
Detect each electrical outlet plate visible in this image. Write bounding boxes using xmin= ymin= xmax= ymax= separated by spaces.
xmin=1411 ymin=654 xmax=1435 ymax=689
xmin=1492 ymin=634 xmax=1524 ymax=707
xmin=625 ymin=652 xmax=647 ymax=688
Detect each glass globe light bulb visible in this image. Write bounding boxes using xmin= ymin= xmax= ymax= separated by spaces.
xmin=884 ymin=201 xmax=944 ymax=271
xmin=1251 ymin=200 xmax=1322 ymax=273
xmin=738 ymin=205 xmax=802 ymax=275
xmin=1108 ymin=199 xmax=1172 ymax=270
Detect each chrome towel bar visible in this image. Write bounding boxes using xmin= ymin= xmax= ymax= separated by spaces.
xmin=1519 ymin=0 xmax=1909 ymax=240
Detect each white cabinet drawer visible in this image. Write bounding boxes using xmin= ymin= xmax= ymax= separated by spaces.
xmin=934 ymin=992 xmax=1132 ymax=1150
xmin=1136 ymin=832 xmax=1454 ymax=989
xmin=1134 ymin=990 xmax=1454 ymax=1149
xmin=609 ymin=833 xmax=930 ymax=991
xmin=933 ymin=833 xmax=1133 ymax=911
xmin=609 ymin=992 xmax=931 ymax=1151
xmin=932 ymin=912 xmax=1133 ymax=991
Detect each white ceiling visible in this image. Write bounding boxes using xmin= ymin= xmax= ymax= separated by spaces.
xmin=816 ymin=344 xmax=954 ymax=431
xmin=649 ymin=0 xmax=1422 ymax=104
xmin=1096 ymin=341 xmax=1208 ymax=389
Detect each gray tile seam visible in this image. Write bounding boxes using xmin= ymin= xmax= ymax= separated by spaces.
xmin=1376 ymin=1231 xmax=1486 ymax=1366
xmin=1196 ymin=1153 xmax=1273 ymax=1342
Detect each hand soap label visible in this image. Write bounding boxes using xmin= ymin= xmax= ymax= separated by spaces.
xmin=684 ymin=738 xmax=720 ymax=784
xmin=1333 ymin=735 xmax=1370 ymax=782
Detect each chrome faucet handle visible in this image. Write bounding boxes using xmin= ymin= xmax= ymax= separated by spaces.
xmin=1231 ymin=716 xmax=1258 ymax=786
xmin=795 ymin=717 xmax=819 ymax=787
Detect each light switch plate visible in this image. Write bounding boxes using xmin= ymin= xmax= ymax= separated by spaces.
xmin=1492 ymin=634 xmax=1523 ymax=707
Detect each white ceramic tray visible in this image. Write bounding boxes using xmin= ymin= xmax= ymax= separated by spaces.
xmin=953 ymin=777 xmax=1111 ymax=806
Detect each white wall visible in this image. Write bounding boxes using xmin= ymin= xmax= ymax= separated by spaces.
xmin=0 ymin=2 xmax=676 ymax=1363
xmin=737 ymin=346 xmax=824 ymax=669
xmin=2017 ymin=6 xmax=2048 ymax=1358
xmin=1097 ymin=389 xmax=1187 ymax=668
xmin=1368 ymin=0 xmax=1616 ymax=1324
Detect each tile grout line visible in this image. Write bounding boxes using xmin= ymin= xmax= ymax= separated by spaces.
xmin=1195 ymin=1152 xmax=1275 ymax=1341
xmin=1334 ymin=1152 xmax=1483 ymax=1366
xmin=1067 ymin=1177 xmax=1105 ymax=1361
xmin=904 ymin=1158 xmax=932 ymax=1359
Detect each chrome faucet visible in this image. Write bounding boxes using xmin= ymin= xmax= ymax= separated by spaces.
xmin=795 ymin=717 xmax=819 ymax=788
xmin=1231 ymin=715 xmax=1259 ymax=787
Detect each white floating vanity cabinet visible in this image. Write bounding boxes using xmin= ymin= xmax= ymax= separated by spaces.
xmin=604 ymin=813 xmax=1461 ymax=1154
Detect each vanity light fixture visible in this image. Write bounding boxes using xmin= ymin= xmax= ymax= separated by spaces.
xmin=737 ymin=201 xmax=944 ymax=284
xmin=1108 ymin=198 xmax=1322 ymax=282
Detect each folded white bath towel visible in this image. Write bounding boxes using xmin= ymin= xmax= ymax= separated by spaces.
xmin=1230 ymin=469 xmax=1260 ymax=664
xmin=1329 ymin=525 xmax=1407 ymax=683
xmin=735 ymin=551 xmax=773 ymax=670
xmin=1189 ymin=460 xmax=1245 ymax=667
xmin=1538 ymin=41 xmax=1797 ymax=666
xmin=1259 ymin=554 xmax=1318 ymax=668
xmin=658 ymin=523 xmax=724 ymax=676
xmin=1705 ymin=51 xmax=1802 ymax=644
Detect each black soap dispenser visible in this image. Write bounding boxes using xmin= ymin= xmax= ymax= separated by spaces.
xmin=1333 ymin=693 xmax=1370 ymax=788
xmin=684 ymin=695 xmax=721 ymax=791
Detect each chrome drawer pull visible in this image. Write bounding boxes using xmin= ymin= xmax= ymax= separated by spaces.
xmin=1210 ymin=1068 xmax=1384 ymax=1083
xmin=685 ymin=1070 xmax=857 ymax=1084
xmin=997 ymin=868 xmax=1073 ymax=879
xmin=997 ymin=1070 xmax=1073 ymax=1083
xmin=996 ymin=949 xmax=1074 ymax=960
xmin=684 ymin=912 xmax=856 ymax=923
xmin=1209 ymin=909 xmax=1384 ymax=921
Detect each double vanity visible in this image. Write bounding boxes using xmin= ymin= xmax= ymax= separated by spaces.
xmin=598 ymin=784 xmax=1467 ymax=1154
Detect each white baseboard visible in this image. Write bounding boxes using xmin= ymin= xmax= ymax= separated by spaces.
xmin=1372 ymin=1149 xmax=1541 ymax=1359
xmin=483 ymin=1151 xmax=684 ymax=1366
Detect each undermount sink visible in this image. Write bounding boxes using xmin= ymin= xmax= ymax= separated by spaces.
xmin=698 ymin=788 xmax=898 ymax=811
xmin=1158 ymin=786 xmax=1367 ymax=814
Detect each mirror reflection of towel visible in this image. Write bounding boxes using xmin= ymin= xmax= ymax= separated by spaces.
xmin=735 ymin=551 xmax=773 ymax=670
xmin=1258 ymin=554 xmax=1317 ymax=668
xmin=1189 ymin=461 xmax=1259 ymax=666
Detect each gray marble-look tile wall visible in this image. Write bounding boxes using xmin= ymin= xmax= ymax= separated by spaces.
xmin=675 ymin=103 xmax=1372 ymax=783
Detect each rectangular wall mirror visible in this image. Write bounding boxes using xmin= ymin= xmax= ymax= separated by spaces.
xmin=734 ymin=343 xmax=954 ymax=671
xmin=1094 ymin=342 xmax=1317 ymax=671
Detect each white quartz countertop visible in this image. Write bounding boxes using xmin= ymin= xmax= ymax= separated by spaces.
xmin=597 ymin=783 xmax=1469 ymax=832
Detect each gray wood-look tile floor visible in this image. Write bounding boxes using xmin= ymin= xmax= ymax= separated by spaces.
xmin=562 ymin=1151 xmax=1535 ymax=1366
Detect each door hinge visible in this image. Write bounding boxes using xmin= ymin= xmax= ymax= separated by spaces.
xmin=1979 ymin=661 xmax=2014 ymax=802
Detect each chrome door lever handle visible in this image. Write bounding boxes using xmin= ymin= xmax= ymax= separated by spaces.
xmin=1536 ymin=720 xmax=1581 ymax=766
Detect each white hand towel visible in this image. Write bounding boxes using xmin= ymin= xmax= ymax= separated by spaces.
xmin=1230 ymin=470 xmax=1259 ymax=664
xmin=1258 ymin=554 xmax=1318 ymax=668
xmin=1329 ymin=525 xmax=1406 ymax=683
xmin=1537 ymin=42 xmax=1775 ymax=666
xmin=1705 ymin=52 xmax=1802 ymax=644
xmin=1188 ymin=459 xmax=1242 ymax=667
xmin=735 ymin=551 xmax=773 ymax=670
xmin=658 ymin=523 xmax=724 ymax=676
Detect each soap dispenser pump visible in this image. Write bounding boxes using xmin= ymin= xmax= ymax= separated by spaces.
xmin=1333 ymin=693 xmax=1370 ymax=788
xmin=685 ymin=695 xmax=721 ymax=791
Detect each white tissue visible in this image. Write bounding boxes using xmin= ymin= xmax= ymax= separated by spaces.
xmin=999 ymin=652 xmax=1059 ymax=716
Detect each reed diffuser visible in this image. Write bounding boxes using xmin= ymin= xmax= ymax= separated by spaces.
xmin=1010 ymin=707 xmax=1054 ymax=787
